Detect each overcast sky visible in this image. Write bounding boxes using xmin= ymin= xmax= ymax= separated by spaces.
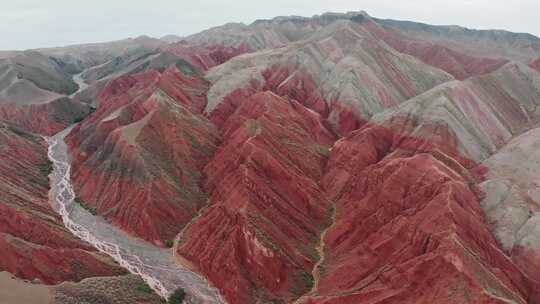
xmin=1 ymin=0 xmax=539 ymax=50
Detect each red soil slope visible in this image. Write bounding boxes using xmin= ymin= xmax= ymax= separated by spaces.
xmin=176 ymin=92 xmax=335 ymax=303
xmin=0 ymin=122 xmax=124 ymax=284
xmin=362 ymin=20 xmax=508 ymax=80
xmin=66 ymin=66 xmax=221 ymax=246
xmin=178 ymin=90 xmax=539 ymax=303
xmin=63 ymin=50 xmax=540 ymax=304
xmin=56 ymin=15 xmax=540 ymax=304
xmin=209 ymin=64 xmax=330 ymax=129
xmin=301 ymin=122 xmax=539 ymax=304
xmin=204 ymin=20 xmax=453 ymax=137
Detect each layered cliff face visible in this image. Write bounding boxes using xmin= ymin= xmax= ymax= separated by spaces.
xmin=66 ymin=65 xmax=221 ymax=246
xmin=186 ymin=11 xmax=525 ymax=81
xmin=165 ymin=41 xmax=252 ymax=71
xmin=361 ymin=19 xmax=509 ymax=80
xmin=79 ymin=48 xmax=171 ymax=84
xmin=73 ymin=49 xmax=194 ymax=106
xmin=0 ymin=122 xmax=125 ymax=284
xmin=183 ymin=13 xmax=344 ymax=51
xmin=70 ymin=40 xmax=248 ymax=108
xmin=55 ymin=13 xmax=540 ymax=304
xmin=370 ymin=62 xmax=540 ymax=161
xmin=374 ymin=17 xmax=540 ymax=62
xmin=205 ymin=19 xmax=453 ymax=136
xmin=176 ymin=92 xmax=335 ymax=303
xmin=299 ymin=122 xmax=538 ymax=303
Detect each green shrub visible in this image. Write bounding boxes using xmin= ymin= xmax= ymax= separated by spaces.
xmin=300 ymin=271 xmax=314 ymax=289
xmin=168 ymin=288 xmax=186 ymax=304
xmin=38 ymin=160 xmax=53 ymax=177
xmin=74 ymin=198 xmax=97 ymax=216
xmin=165 ymin=239 xmax=174 ymax=248
xmin=135 ymin=279 xmax=153 ymax=294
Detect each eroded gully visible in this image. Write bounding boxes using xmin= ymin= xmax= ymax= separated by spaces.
xmin=46 ymin=127 xmax=226 ymax=304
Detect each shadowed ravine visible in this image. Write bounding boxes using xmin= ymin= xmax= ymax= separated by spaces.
xmin=46 ymin=127 xmax=225 ymax=304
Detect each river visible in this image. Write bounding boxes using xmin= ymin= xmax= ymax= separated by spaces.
xmin=69 ymin=71 xmax=89 ymax=98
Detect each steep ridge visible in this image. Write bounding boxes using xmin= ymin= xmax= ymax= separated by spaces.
xmin=47 ymin=129 xmax=224 ymax=302
xmin=165 ymin=41 xmax=251 ymax=71
xmin=0 ymin=121 xmax=125 ymax=284
xmin=183 ymin=20 xmax=540 ymax=302
xmin=361 ymin=19 xmax=508 ymax=80
xmin=70 ymin=41 xmax=242 ymax=107
xmin=73 ymin=49 xmax=192 ymax=106
xmin=374 ymin=17 xmax=540 ymax=62
xmin=79 ymin=48 xmax=170 ymax=84
xmin=173 ymin=67 xmax=540 ymax=303
xmin=176 ymin=91 xmax=335 ymax=303
xmin=185 ymin=11 xmax=513 ymax=81
xmin=0 ymin=51 xmax=92 ymax=135
xmin=370 ymin=62 xmax=540 ymax=161
xmin=299 ymin=121 xmax=539 ymax=303
xmin=184 ymin=11 xmax=382 ymax=52
xmin=205 ymin=19 xmax=453 ymax=136
xmin=66 ymin=64 xmax=221 ymax=246
xmin=480 ymin=127 xmax=540 ymax=288
xmin=20 ymin=11 xmax=540 ymax=304
xmin=184 ymin=14 xmax=332 ymax=51
xmin=283 ymin=59 xmax=540 ymax=304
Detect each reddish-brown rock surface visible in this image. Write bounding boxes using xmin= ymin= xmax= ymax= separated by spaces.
xmin=66 ymin=65 xmax=221 ymax=246
xmin=176 ymin=92 xmax=335 ymax=303
xmin=0 ymin=121 xmax=125 ymax=284
xmin=362 ymin=19 xmax=508 ymax=80
xmin=8 ymin=11 xmax=537 ymax=304
xmin=204 ymin=19 xmax=453 ymax=137
xmin=300 ymin=122 xmax=538 ymax=303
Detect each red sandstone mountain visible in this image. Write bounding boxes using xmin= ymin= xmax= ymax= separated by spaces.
xmin=0 ymin=121 xmax=125 ymax=283
xmin=66 ymin=65 xmax=220 ymax=246
xmin=2 ymin=10 xmax=540 ymax=304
